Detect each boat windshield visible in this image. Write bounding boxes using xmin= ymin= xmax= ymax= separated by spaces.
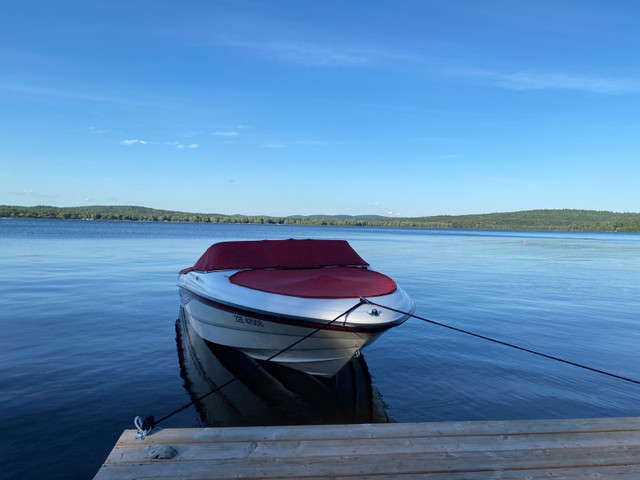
xmin=180 ymin=239 xmax=370 ymax=273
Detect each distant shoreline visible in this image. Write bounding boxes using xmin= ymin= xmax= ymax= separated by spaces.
xmin=1 ymin=205 xmax=639 ymax=233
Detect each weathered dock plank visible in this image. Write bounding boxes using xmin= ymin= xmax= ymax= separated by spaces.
xmin=94 ymin=417 xmax=640 ymax=479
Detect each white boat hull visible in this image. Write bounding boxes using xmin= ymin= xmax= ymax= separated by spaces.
xmin=178 ymin=270 xmax=414 ymax=377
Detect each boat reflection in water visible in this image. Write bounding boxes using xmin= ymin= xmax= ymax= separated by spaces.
xmin=176 ymin=310 xmax=389 ymax=426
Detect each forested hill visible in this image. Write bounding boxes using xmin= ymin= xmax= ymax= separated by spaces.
xmin=1 ymin=205 xmax=640 ymax=232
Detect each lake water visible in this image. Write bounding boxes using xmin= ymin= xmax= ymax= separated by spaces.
xmin=1 ymin=219 xmax=639 ymax=479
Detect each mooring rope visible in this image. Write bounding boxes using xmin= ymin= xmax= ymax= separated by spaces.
xmin=361 ymin=298 xmax=640 ymax=387
xmin=135 ymin=296 xmax=640 ymax=438
xmin=135 ymin=298 xmax=367 ymax=437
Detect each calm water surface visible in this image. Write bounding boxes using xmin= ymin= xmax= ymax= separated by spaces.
xmin=1 ymin=219 xmax=639 ymax=479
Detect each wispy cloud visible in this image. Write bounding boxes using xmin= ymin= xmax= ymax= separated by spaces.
xmin=229 ymin=40 xmax=370 ymax=67
xmin=373 ymin=202 xmax=401 ymax=217
xmin=213 ymin=131 xmax=240 ymax=137
xmin=122 ymin=139 xmax=148 ymax=145
xmin=168 ymin=142 xmax=198 ymax=149
xmin=457 ymin=69 xmax=640 ymax=94
xmin=219 ymin=39 xmax=412 ymax=68
xmin=292 ymin=139 xmax=331 ymax=146
xmin=10 ymin=189 xmax=34 ymax=196
xmin=87 ymin=127 xmax=111 ymax=134
xmin=262 ymin=139 xmax=330 ymax=149
xmin=9 ymin=189 xmax=58 ymax=199
xmin=0 ymin=81 xmax=158 ymax=106
xmin=384 ymin=209 xmax=401 ymax=217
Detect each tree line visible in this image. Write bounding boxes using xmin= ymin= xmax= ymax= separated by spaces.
xmin=1 ymin=205 xmax=639 ymax=232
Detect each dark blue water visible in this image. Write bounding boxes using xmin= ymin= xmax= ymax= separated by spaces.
xmin=1 ymin=219 xmax=639 ymax=479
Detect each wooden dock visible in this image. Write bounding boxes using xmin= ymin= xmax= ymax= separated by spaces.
xmin=94 ymin=416 xmax=640 ymax=479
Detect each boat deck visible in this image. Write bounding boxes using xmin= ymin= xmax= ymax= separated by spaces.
xmin=94 ymin=416 xmax=640 ymax=479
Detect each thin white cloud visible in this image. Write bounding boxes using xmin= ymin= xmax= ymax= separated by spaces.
xmin=293 ymin=140 xmax=331 ymax=146
xmin=373 ymin=201 xmax=400 ymax=217
xmin=214 ymin=131 xmax=240 ymax=137
xmin=167 ymin=141 xmax=198 ymax=149
xmin=122 ymin=139 xmax=148 ymax=145
xmin=262 ymin=139 xmax=330 ymax=149
xmin=458 ymin=69 xmax=640 ymax=94
xmin=87 ymin=127 xmax=111 ymax=134
xmin=0 ymin=81 xmax=156 ymax=106
xmin=220 ymin=39 xmax=412 ymax=68
xmin=9 ymin=189 xmax=58 ymax=199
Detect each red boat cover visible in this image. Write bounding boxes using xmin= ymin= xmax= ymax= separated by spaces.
xmin=180 ymin=239 xmax=369 ymax=273
xmin=230 ymin=266 xmax=397 ymax=299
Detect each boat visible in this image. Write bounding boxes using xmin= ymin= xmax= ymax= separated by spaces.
xmin=177 ymin=238 xmax=414 ymax=377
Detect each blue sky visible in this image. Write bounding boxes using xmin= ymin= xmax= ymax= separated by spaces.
xmin=1 ymin=0 xmax=638 ymax=217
